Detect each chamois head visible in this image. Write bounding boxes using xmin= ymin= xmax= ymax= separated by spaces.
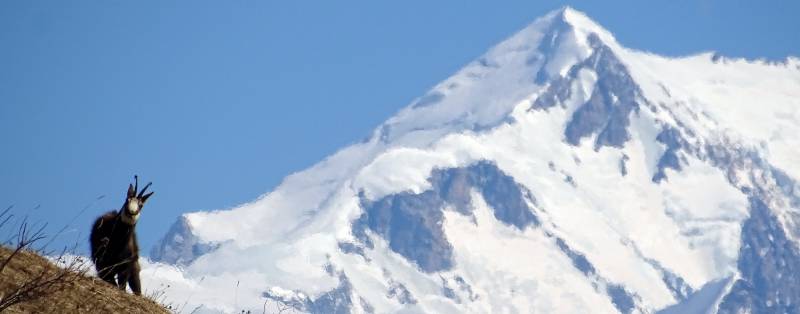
xmin=121 ymin=175 xmax=153 ymax=225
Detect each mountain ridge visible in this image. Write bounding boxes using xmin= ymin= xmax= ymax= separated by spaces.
xmin=146 ymin=7 xmax=800 ymax=313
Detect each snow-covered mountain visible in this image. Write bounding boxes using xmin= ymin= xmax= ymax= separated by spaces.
xmin=145 ymin=7 xmax=800 ymax=314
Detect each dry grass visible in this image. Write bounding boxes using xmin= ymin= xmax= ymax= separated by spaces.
xmin=0 ymin=205 xmax=169 ymax=313
xmin=0 ymin=246 xmax=169 ymax=313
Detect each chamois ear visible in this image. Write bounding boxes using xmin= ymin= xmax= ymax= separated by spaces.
xmin=127 ymin=183 xmax=136 ymax=198
xmin=141 ymin=192 xmax=154 ymax=204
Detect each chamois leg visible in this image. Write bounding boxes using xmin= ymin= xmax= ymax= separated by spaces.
xmin=100 ymin=271 xmax=117 ymax=287
xmin=128 ymin=261 xmax=142 ymax=296
xmin=93 ymin=238 xmax=115 ymax=286
xmin=97 ymin=264 xmax=117 ymax=287
xmin=117 ymin=267 xmax=130 ymax=292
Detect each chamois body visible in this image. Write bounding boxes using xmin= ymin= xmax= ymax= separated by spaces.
xmin=90 ymin=176 xmax=153 ymax=295
xmin=90 ymin=211 xmax=142 ymax=295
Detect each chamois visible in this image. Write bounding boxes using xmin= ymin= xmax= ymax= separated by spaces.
xmin=90 ymin=176 xmax=153 ymax=295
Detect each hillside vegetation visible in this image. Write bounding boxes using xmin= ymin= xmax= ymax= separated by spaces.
xmin=0 ymin=246 xmax=169 ymax=313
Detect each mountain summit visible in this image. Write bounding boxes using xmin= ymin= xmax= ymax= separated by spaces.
xmin=148 ymin=7 xmax=800 ymax=313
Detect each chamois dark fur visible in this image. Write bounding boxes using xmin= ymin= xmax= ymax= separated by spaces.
xmin=90 ymin=176 xmax=153 ymax=295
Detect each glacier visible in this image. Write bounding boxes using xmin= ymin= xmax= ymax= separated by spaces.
xmin=144 ymin=7 xmax=800 ymax=314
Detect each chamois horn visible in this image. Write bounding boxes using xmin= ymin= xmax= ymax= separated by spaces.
xmin=138 ymin=182 xmax=153 ymax=198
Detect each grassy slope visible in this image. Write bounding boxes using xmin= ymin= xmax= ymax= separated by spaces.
xmin=0 ymin=246 xmax=169 ymax=314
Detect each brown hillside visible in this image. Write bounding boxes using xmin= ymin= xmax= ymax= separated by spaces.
xmin=0 ymin=246 xmax=168 ymax=314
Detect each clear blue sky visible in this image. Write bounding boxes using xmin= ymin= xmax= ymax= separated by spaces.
xmin=1 ymin=0 xmax=798 ymax=255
